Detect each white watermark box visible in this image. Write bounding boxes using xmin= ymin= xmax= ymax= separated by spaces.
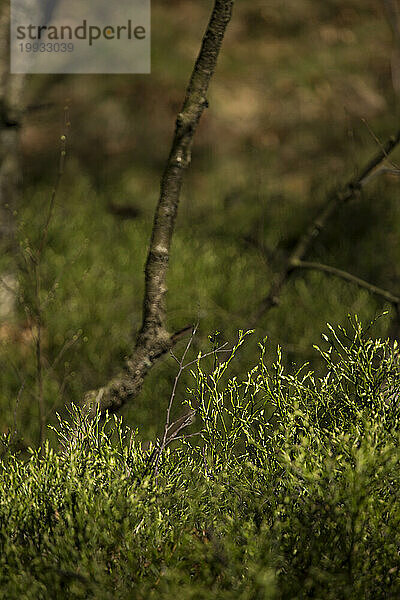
xmin=10 ymin=0 xmax=150 ymax=73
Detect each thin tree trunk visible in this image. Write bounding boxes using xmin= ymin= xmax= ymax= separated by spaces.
xmin=85 ymin=0 xmax=235 ymax=416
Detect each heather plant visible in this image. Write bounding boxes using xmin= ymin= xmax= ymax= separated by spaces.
xmin=0 ymin=319 xmax=399 ymax=599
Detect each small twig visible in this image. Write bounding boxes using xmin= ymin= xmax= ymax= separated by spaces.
xmin=361 ymin=118 xmax=400 ymax=170
xmin=181 ymin=345 xmax=230 ymax=371
xmin=291 ymin=260 xmax=400 ymax=307
xmin=166 ymin=325 xmax=198 ymax=433
xmin=37 ymin=107 xmax=69 ymax=257
xmin=166 ymin=407 xmax=197 ymax=433
xmin=144 ymin=328 xmax=233 ymax=481
xmin=163 ymin=410 xmax=197 ymax=447
xmin=152 ymin=325 xmax=198 ymax=479
xmin=171 ymin=430 xmax=202 ymax=443
xmin=361 ymin=165 xmax=400 ymax=185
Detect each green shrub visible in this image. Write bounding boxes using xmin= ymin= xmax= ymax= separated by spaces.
xmin=0 ymin=319 xmax=399 ymax=599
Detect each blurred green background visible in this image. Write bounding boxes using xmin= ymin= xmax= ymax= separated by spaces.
xmin=2 ymin=0 xmax=400 ymax=446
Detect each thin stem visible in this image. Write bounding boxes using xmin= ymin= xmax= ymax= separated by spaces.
xmin=37 ymin=108 xmax=68 ymax=257
xmin=30 ymin=105 xmax=69 ymax=446
xmin=33 ymin=262 xmax=45 ymax=447
xmin=153 ymin=325 xmax=198 ymax=479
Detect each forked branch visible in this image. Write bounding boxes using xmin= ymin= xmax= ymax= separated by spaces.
xmin=251 ymin=130 xmax=400 ymax=325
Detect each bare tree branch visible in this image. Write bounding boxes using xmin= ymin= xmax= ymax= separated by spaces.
xmin=84 ymin=0 xmax=235 ymax=416
xmin=291 ymin=260 xmax=400 ymax=307
xmin=250 ymin=130 xmax=400 ymax=325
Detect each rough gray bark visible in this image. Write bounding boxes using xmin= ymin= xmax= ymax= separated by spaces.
xmin=85 ymin=0 xmax=235 ymax=415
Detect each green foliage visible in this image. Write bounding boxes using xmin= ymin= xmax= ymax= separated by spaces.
xmin=0 ymin=322 xmax=399 ymax=598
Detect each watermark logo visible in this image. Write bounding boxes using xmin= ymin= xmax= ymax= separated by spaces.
xmin=11 ymin=0 xmax=150 ymax=73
